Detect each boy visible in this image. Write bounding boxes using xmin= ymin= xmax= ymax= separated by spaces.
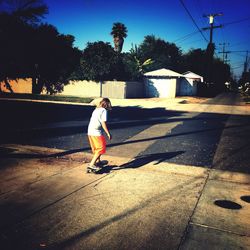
xmin=87 ymin=98 xmax=112 ymax=172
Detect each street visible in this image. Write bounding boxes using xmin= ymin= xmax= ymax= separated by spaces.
xmin=1 ymin=92 xmax=249 ymax=173
xmin=0 ymin=92 xmax=250 ymax=249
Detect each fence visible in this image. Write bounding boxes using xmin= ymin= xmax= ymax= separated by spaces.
xmin=0 ymin=79 xmax=144 ymax=99
xmin=61 ymin=80 xmax=144 ymax=98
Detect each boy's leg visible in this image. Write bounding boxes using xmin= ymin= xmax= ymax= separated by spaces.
xmin=89 ymin=152 xmax=101 ymax=167
xmin=96 ymin=155 xmax=101 ymax=164
xmin=87 ymin=135 xmax=106 ymax=169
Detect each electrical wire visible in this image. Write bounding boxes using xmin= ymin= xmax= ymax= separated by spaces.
xmin=178 ymin=38 xmax=204 ymax=47
xmin=232 ymin=65 xmax=244 ymax=70
xmin=174 ymin=30 xmax=200 ymax=43
xmin=223 ymin=16 xmax=250 ymax=27
xmin=179 ymin=0 xmax=208 ymax=42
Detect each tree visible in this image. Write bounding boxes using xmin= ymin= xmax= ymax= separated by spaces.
xmin=123 ymin=44 xmax=154 ymax=80
xmin=183 ymin=49 xmax=207 ymax=76
xmin=209 ymin=58 xmax=230 ymax=94
xmin=29 ymin=24 xmax=81 ymax=94
xmin=0 ymin=12 xmax=34 ymax=83
xmin=0 ymin=0 xmax=48 ymax=91
xmin=138 ymin=35 xmax=182 ymax=72
xmin=0 ymin=1 xmax=80 ymax=94
xmin=239 ymin=71 xmax=250 ymax=86
xmin=80 ymin=41 xmax=119 ymax=81
xmin=110 ymin=22 xmax=128 ymax=53
xmin=183 ymin=48 xmax=231 ymax=96
xmin=0 ymin=0 xmax=48 ymax=24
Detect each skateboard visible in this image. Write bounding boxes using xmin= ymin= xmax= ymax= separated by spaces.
xmin=86 ymin=160 xmax=109 ymax=173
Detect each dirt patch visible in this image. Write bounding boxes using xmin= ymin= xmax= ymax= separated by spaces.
xmin=143 ymin=97 xmax=210 ymax=104
xmin=176 ymin=96 xmax=210 ymax=104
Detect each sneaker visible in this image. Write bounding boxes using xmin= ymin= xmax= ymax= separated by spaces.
xmin=87 ymin=164 xmax=101 ymax=171
xmin=96 ymin=160 xmax=108 ymax=167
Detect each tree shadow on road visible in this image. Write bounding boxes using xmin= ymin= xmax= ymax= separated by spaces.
xmin=0 ymin=146 xmax=84 ymax=159
xmin=95 ymin=151 xmax=185 ymax=174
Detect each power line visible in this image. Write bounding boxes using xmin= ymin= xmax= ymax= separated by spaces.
xmin=174 ymin=30 xmax=200 ymax=43
xmin=231 ymin=61 xmax=246 ymax=65
xmin=178 ymin=38 xmax=204 ymax=47
xmin=194 ymin=0 xmax=208 ymax=27
xmin=232 ymin=65 xmax=244 ymax=70
xmin=174 ymin=14 xmax=250 ymax=49
xmin=230 ymin=52 xmax=246 ymax=58
xmin=223 ymin=16 xmax=250 ymax=27
xmin=179 ymin=0 xmax=208 ymax=42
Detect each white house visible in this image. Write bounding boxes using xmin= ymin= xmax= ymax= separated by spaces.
xmin=144 ymin=68 xmax=183 ymax=98
xmin=179 ymin=71 xmax=203 ymax=96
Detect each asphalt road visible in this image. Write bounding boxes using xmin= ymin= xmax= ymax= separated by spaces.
xmin=1 ymin=92 xmax=249 ymax=174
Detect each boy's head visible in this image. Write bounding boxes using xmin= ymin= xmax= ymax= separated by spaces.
xmin=99 ymin=98 xmax=112 ymax=110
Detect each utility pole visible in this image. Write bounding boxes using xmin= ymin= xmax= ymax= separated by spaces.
xmin=203 ymin=13 xmax=223 ymax=46
xmin=203 ymin=13 xmax=223 ymax=83
xmin=219 ymin=43 xmax=230 ymax=63
xmin=218 ymin=50 xmax=248 ymax=74
xmin=243 ymin=50 xmax=249 ymax=73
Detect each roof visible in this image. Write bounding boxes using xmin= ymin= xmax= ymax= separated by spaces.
xmin=182 ymin=71 xmax=203 ymax=79
xmin=144 ymin=68 xmax=183 ymax=77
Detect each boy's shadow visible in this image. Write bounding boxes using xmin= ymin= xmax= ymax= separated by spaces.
xmin=95 ymin=151 xmax=185 ymax=174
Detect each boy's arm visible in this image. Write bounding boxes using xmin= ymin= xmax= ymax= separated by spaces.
xmin=101 ymin=121 xmax=112 ymax=140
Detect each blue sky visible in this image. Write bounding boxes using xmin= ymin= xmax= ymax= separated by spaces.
xmin=43 ymin=0 xmax=250 ymax=78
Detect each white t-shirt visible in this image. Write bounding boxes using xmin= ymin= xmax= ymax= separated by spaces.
xmin=87 ymin=107 xmax=107 ymax=136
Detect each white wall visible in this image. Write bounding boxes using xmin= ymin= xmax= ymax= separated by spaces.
xmin=60 ymin=80 xmax=100 ymax=97
xmin=59 ymin=80 xmax=143 ymax=99
xmin=145 ymin=78 xmax=177 ymax=98
xmin=102 ymin=81 xmax=126 ymax=98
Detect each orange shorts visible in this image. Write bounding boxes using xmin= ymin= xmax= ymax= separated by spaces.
xmin=88 ymin=135 xmax=106 ymax=155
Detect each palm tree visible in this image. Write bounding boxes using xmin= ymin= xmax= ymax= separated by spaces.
xmin=110 ymin=22 xmax=128 ymax=53
xmin=0 ymin=0 xmax=48 ymax=24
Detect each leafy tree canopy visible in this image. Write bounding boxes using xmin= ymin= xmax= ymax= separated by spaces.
xmin=0 ymin=1 xmax=81 ymax=94
xmin=80 ymin=41 xmax=127 ymax=81
xmin=182 ymin=48 xmax=207 ymax=76
xmin=30 ymin=24 xmax=81 ymax=94
xmin=138 ymin=35 xmax=182 ymax=72
xmin=0 ymin=0 xmax=48 ymax=24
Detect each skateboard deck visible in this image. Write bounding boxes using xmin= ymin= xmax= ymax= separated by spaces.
xmin=86 ymin=160 xmax=109 ymax=173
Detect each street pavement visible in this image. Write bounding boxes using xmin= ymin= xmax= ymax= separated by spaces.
xmin=0 ymin=93 xmax=250 ymax=250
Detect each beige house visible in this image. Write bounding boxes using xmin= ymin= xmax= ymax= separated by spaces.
xmin=179 ymin=71 xmax=203 ymax=96
xmin=144 ymin=68 xmax=183 ymax=98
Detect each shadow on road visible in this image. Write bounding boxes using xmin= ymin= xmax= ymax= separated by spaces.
xmin=94 ymin=151 xmax=185 ymax=174
xmin=0 ymin=99 xmax=186 ymax=143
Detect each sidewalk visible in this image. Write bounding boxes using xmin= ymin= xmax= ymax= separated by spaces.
xmin=109 ymin=96 xmax=250 ymax=116
xmin=0 ymin=143 xmax=249 ymax=250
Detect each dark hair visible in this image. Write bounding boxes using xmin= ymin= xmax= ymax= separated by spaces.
xmin=99 ymin=98 xmax=112 ymax=110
